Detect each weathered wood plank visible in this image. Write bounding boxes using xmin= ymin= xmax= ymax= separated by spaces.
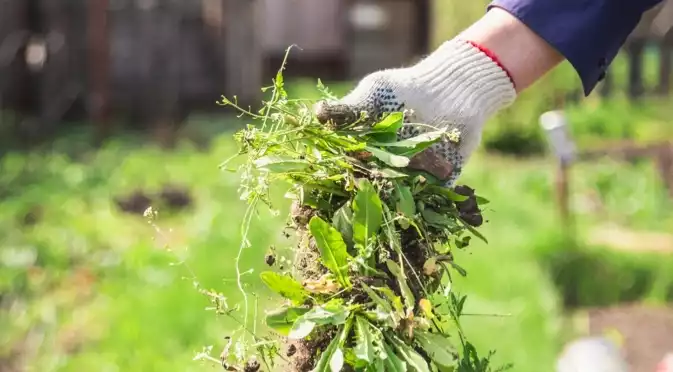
xmin=224 ymin=0 xmax=263 ymax=109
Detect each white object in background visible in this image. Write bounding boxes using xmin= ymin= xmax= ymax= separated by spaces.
xmin=539 ymin=110 xmax=577 ymax=165
xmin=657 ymin=353 xmax=673 ymax=372
xmin=25 ymin=36 xmax=47 ymax=72
xmin=556 ymin=337 xmax=629 ymax=372
xmin=349 ymin=3 xmax=388 ymax=30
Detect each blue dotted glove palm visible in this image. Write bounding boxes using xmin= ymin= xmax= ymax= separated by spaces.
xmin=314 ymin=39 xmax=516 ymax=186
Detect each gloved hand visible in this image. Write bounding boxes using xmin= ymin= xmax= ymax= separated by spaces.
xmin=314 ymin=38 xmax=517 ymax=187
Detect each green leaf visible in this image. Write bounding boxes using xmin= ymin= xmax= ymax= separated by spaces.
xmin=373 ymin=286 xmax=405 ymax=318
xmin=394 ymin=184 xmax=416 ymax=223
xmin=259 ymin=271 xmax=309 ymax=305
xmin=311 ymin=331 xmax=341 ymax=371
xmin=352 ymin=179 xmax=383 ymax=251
xmin=421 ymin=208 xmax=457 ymax=228
xmin=254 ymin=155 xmax=310 ymax=173
xmin=309 ymin=216 xmax=353 ymax=287
xmin=459 ymin=217 xmax=488 ymax=244
xmin=368 ymin=131 xmax=398 ymax=144
xmin=365 ymin=146 xmax=410 ymax=168
xmin=361 ymin=283 xmax=398 ymax=326
xmin=382 ymin=341 xmax=408 ymax=372
xmin=371 ymin=168 xmax=409 ymax=179
xmin=371 ymin=130 xmax=446 ymax=157
xmin=311 ymin=317 xmax=353 ymax=372
xmin=374 ymin=130 xmax=445 ymax=148
xmin=332 ymin=203 xmax=354 ymax=248
xmin=427 ymin=185 xmax=469 ymax=202
xmin=371 ymin=112 xmax=404 ymax=133
xmin=385 ymin=332 xmax=431 ymax=372
xmin=265 ymin=307 xmax=310 ymax=335
xmin=414 ymin=330 xmax=457 ymax=368
xmin=289 ymin=317 xmax=317 ymax=339
xmin=449 ymin=261 xmax=468 ymax=277
xmin=330 ymin=348 xmax=344 ymax=372
xmin=475 ymin=196 xmax=490 ymax=205
xmin=354 ymin=317 xmax=375 ymax=363
xmin=288 ymin=303 xmax=349 ymax=340
xmin=385 ymin=260 xmax=415 ymax=313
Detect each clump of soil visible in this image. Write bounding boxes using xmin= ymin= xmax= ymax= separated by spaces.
xmin=287 ymin=328 xmax=337 ymax=372
xmin=454 ymin=185 xmax=483 ymax=227
xmin=283 ymin=187 xmax=472 ymax=371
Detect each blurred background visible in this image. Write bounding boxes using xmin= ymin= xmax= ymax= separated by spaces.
xmin=1 ymin=0 xmax=673 ymax=371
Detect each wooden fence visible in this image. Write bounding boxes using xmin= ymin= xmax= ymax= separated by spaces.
xmin=0 ymin=0 xmax=431 ymax=145
xmin=0 ymin=0 xmax=266 ymax=145
xmin=600 ymin=1 xmax=673 ymax=99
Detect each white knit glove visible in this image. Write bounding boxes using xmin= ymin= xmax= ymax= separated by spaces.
xmin=314 ymin=38 xmax=517 ymax=186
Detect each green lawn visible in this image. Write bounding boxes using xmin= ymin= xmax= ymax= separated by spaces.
xmin=2 ymin=122 xmax=671 ymax=371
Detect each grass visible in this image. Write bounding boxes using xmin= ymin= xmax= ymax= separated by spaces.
xmin=1 ymin=116 xmax=671 ymax=371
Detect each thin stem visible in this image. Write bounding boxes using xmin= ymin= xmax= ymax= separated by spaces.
xmin=236 ymin=196 xmax=259 ymax=341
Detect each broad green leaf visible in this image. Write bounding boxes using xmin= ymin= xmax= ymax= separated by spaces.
xmin=368 ymin=131 xmax=398 ymax=144
xmin=414 ymin=330 xmax=457 ymax=368
xmin=394 ymin=184 xmax=416 ymax=222
xmin=288 ymin=303 xmax=349 ymax=340
xmin=309 ymin=216 xmax=353 ymax=287
xmin=354 ymin=317 xmax=375 ymax=363
xmin=421 ymin=209 xmax=457 ymax=228
xmin=371 ymin=112 xmax=404 ymax=133
xmin=385 ymin=260 xmax=415 ymax=313
xmin=254 ymin=155 xmax=310 ymax=173
xmin=385 ymin=332 xmax=431 ymax=372
xmin=352 ymin=179 xmax=383 ymax=251
xmin=265 ymin=307 xmax=310 ymax=335
xmin=365 ymin=146 xmax=410 ymax=168
xmin=303 ymin=302 xmax=350 ymax=324
xmin=372 ymin=130 xmax=445 ymax=148
xmin=332 ymin=203 xmax=354 ymax=248
xmin=289 ymin=317 xmax=317 ymax=339
xmin=371 ymin=130 xmax=446 ymax=157
xmin=330 ymin=348 xmax=344 ymax=372
xmin=259 ymin=271 xmax=309 ymax=305
xmin=382 ymin=341 xmax=408 ymax=372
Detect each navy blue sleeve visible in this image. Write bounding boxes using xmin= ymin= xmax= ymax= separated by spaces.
xmin=488 ymin=0 xmax=664 ymax=95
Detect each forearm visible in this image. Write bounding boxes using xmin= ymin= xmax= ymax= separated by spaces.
xmin=458 ymin=7 xmax=564 ymax=93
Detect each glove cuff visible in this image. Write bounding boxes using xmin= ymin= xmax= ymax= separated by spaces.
xmin=410 ymin=38 xmax=517 ymax=120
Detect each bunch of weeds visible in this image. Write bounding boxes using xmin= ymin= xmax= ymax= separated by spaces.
xmin=211 ymin=49 xmax=512 ymax=372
